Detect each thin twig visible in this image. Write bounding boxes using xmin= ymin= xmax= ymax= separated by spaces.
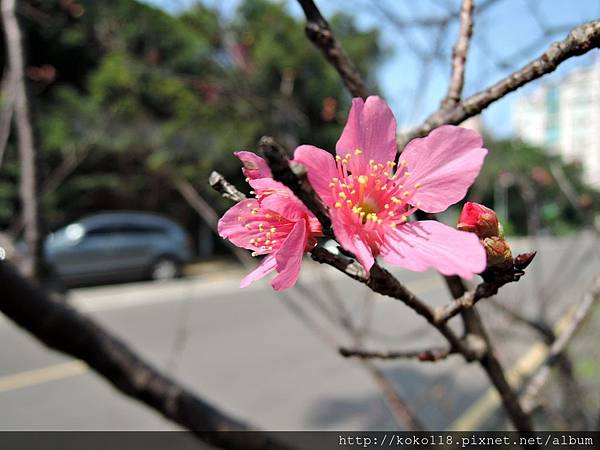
xmin=490 ymin=299 xmax=554 ymax=340
xmin=399 ymin=19 xmax=600 ymax=147
xmin=0 ymin=69 xmax=15 ymax=168
xmin=339 ymin=346 xmax=453 ymax=362
xmin=521 ymin=276 xmax=600 ymax=414
xmin=434 ymin=270 xmax=518 ymax=323
xmin=296 ymin=0 xmax=368 ymax=98
xmin=441 ymin=0 xmax=474 ymax=109
xmin=209 ymin=171 xmax=247 ymax=203
xmin=173 ymin=174 xmax=254 ymax=268
xmin=490 ymin=298 xmax=590 ymax=428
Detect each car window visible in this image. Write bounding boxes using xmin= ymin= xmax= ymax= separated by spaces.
xmin=86 ymin=223 xmax=167 ymax=236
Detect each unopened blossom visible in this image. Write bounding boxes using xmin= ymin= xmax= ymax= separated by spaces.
xmin=481 ymin=236 xmax=513 ymax=268
xmin=458 ymin=202 xmax=500 ymax=238
xmin=458 ymin=202 xmax=512 ymax=269
xmin=294 ymin=96 xmax=487 ymax=279
xmin=218 ymin=153 xmax=322 ymax=290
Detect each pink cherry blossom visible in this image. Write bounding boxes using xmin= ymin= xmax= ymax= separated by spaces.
xmin=218 ymin=153 xmax=321 ymax=290
xmin=294 ymin=96 xmax=487 ymax=279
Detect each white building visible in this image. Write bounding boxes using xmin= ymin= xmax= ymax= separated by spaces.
xmin=512 ymin=59 xmax=600 ymax=187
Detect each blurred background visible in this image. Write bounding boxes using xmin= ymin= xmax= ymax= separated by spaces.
xmin=0 ymin=0 xmax=599 ymax=433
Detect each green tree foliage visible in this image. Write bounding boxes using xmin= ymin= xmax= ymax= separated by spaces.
xmin=469 ymin=138 xmax=599 ymax=235
xmin=0 ymin=0 xmax=382 ymax=245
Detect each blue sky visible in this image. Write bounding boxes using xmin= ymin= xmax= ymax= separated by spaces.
xmin=143 ymin=0 xmax=600 ymax=137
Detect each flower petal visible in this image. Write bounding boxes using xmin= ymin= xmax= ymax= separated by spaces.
xmin=401 ymin=125 xmax=487 ymax=213
xmin=380 ymin=220 xmax=486 ymax=279
xmin=217 ymin=199 xmax=260 ymax=249
xmin=249 ymin=178 xmax=309 ymax=221
xmin=240 ymin=254 xmax=277 ymax=288
xmin=272 ymin=220 xmax=307 ymax=291
xmin=331 ymin=211 xmax=375 ymax=271
xmin=336 ymin=96 xmax=397 ymax=173
xmin=234 ymin=151 xmax=272 ymax=180
xmin=293 ymin=145 xmax=338 ymax=205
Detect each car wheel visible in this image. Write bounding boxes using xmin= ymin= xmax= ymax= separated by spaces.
xmin=150 ymin=257 xmax=181 ymax=281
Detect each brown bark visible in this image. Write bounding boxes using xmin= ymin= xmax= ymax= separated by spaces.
xmin=1 ymin=0 xmax=41 ymax=278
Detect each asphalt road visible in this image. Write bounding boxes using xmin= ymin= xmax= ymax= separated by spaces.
xmin=0 ymin=233 xmax=598 ymax=431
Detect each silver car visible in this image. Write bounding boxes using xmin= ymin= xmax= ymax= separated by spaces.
xmin=45 ymin=212 xmax=192 ymax=285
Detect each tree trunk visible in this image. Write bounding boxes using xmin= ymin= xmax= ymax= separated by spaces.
xmin=1 ymin=0 xmax=40 ymax=278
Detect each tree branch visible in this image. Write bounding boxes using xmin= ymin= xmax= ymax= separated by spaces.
xmin=400 ymin=19 xmax=600 ymax=146
xmin=490 ymin=299 xmax=590 ymax=428
xmin=259 ymin=136 xmax=332 ymax=235
xmin=296 ymin=0 xmax=368 ymax=98
xmin=310 ymin=246 xmax=479 ymax=360
xmin=436 ymin=271 xmax=535 ymax=434
xmin=0 ymin=262 xmax=290 ymax=450
xmin=339 ymin=346 xmax=452 ymax=362
xmin=433 ymin=257 xmax=536 ymax=324
xmin=521 ymin=276 xmax=600 ymax=414
xmin=441 ymin=0 xmax=474 ymax=109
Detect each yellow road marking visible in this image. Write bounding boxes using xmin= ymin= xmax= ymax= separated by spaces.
xmin=448 ymin=308 xmax=576 ymax=430
xmin=0 ymin=360 xmax=88 ymax=394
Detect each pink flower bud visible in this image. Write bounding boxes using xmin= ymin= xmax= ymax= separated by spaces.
xmin=457 ymin=202 xmax=500 ymax=239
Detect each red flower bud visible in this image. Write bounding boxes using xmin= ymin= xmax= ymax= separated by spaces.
xmin=458 ymin=202 xmax=513 ymax=269
xmin=458 ymin=202 xmax=501 ymax=239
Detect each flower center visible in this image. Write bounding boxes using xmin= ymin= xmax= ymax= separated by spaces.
xmin=328 ymin=149 xmax=422 ymax=229
xmin=357 ymin=197 xmax=378 ymax=224
xmin=237 ymin=204 xmax=292 ymax=256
